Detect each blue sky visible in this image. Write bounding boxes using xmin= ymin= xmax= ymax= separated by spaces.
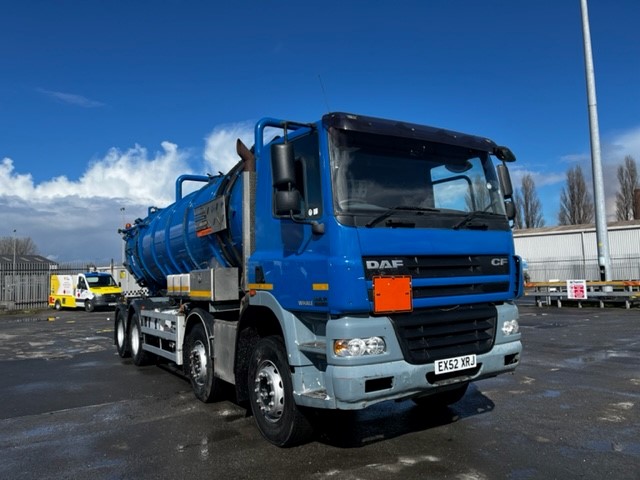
xmin=1 ymin=0 xmax=639 ymax=262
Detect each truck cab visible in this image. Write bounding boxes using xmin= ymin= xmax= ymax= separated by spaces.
xmin=246 ymin=113 xmax=522 ymax=409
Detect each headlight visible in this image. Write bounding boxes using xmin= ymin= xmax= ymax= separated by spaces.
xmin=334 ymin=336 xmax=386 ymax=357
xmin=502 ymin=319 xmax=520 ymax=335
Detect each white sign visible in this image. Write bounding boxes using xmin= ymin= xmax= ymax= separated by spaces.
xmin=567 ymin=279 xmax=588 ymax=300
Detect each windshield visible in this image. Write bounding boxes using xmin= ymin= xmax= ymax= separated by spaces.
xmin=86 ymin=274 xmax=118 ymax=287
xmin=329 ymin=129 xmax=508 ymax=230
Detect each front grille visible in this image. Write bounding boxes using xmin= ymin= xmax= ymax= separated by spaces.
xmin=412 ymin=282 xmax=509 ymax=298
xmin=99 ymin=294 xmax=120 ymax=303
xmin=364 ymin=254 xmax=511 ymax=301
xmin=363 ymin=255 xmax=509 ymax=280
xmin=390 ymin=303 xmax=497 ymax=365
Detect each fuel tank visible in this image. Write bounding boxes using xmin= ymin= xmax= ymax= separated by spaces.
xmin=121 ymin=163 xmax=244 ymax=295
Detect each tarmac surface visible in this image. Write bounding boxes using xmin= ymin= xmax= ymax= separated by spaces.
xmin=0 ymin=304 xmax=638 ymax=479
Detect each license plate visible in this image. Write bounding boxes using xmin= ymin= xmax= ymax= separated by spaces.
xmin=435 ymin=354 xmax=476 ymax=375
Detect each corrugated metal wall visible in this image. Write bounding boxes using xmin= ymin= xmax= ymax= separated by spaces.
xmin=515 ymin=222 xmax=640 ymax=281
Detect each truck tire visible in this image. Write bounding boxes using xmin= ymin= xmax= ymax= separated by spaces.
xmin=54 ymin=300 xmax=62 ymax=311
xmin=85 ymin=299 xmax=95 ymax=312
xmin=248 ymin=336 xmax=313 ymax=447
xmin=185 ymin=322 xmax=219 ymax=403
xmin=129 ymin=313 xmax=152 ymax=366
xmin=115 ymin=310 xmax=130 ymax=358
xmin=412 ymin=382 xmax=469 ymax=408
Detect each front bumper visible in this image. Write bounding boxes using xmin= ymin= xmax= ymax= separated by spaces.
xmin=291 ymin=302 xmax=522 ymax=410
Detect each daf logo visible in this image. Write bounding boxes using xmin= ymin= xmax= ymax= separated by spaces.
xmin=491 ymin=258 xmax=508 ymax=266
xmin=366 ymin=259 xmax=404 ymax=270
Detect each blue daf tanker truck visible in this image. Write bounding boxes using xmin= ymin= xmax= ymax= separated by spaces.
xmin=114 ymin=112 xmax=523 ymax=446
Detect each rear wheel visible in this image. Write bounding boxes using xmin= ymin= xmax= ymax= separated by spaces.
xmin=248 ymin=336 xmax=313 ymax=447
xmin=185 ymin=321 xmax=219 ymax=403
xmin=115 ymin=310 xmax=130 ymax=358
xmin=129 ymin=313 xmax=152 ymax=366
xmin=412 ymin=383 xmax=469 ymax=408
xmin=54 ymin=300 xmax=62 ymax=311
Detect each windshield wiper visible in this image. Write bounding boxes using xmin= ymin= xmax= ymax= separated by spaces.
xmin=451 ymin=211 xmax=494 ymax=230
xmin=365 ymin=206 xmax=440 ymax=228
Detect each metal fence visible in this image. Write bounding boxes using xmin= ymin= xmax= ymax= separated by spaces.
xmin=526 ymin=255 xmax=640 ymax=283
xmin=0 ymin=261 xmax=94 ymax=311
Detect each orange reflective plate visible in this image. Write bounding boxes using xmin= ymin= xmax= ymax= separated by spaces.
xmin=372 ymin=275 xmax=413 ymax=314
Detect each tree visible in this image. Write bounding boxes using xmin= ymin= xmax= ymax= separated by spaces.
xmin=514 ymin=174 xmax=544 ymax=229
xmin=615 ymin=155 xmax=638 ymax=221
xmin=0 ymin=236 xmax=39 ymax=255
xmin=513 ymin=194 xmax=524 ymax=230
xmin=558 ymin=165 xmax=594 ymax=225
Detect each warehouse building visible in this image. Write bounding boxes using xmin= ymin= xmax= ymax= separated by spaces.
xmin=514 ymin=220 xmax=640 ymax=282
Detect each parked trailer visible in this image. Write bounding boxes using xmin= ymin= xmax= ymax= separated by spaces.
xmin=115 ymin=112 xmax=524 ymax=446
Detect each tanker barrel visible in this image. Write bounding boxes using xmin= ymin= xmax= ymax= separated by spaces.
xmin=123 ymin=164 xmax=244 ymax=295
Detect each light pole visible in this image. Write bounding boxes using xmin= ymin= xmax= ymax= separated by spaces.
xmin=580 ymin=0 xmax=612 ymax=281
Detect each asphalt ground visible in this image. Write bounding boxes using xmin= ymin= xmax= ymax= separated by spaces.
xmin=0 ymin=304 xmax=638 ymax=480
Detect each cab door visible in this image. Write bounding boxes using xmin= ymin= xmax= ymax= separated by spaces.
xmin=75 ymin=275 xmax=91 ymax=302
xmin=251 ymin=127 xmax=331 ymax=312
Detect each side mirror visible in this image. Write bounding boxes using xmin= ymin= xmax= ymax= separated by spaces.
xmin=274 ymin=190 xmax=301 ymax=216
xmin=504 ymin=201 xmax=516 ymax=221
xmin=271 ymin=142 xmax=302 ymax=216
xmin=496 ymin=164 xmax=513 ymax=198
xmin=271 ymin=143 xmax=296 ymax=189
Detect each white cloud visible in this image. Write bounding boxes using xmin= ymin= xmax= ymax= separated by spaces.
xmin=1 ymin=141 xmax=193 ymax=262
xmin=559 ymin=153 xmax=589 ymax=164
xmin=604 ymin=126 xmax=640 ymax=163
xmin=2 ymin=142 xmax=190 ymax=206
xmin=203 ymin=121 xmax=254 ymax=175
xmin=37 ymin=88 xmax=105 ymax=108
xmin=1 ymin=122 xmax=257 ymax=263
xmin=510 ymin=166 xmax=565 ymax=189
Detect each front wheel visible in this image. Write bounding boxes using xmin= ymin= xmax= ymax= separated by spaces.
xmin=248 ymin=336 xmax=313 ymax=447
xmin=85 ymin=299 xmax=95 ymax=312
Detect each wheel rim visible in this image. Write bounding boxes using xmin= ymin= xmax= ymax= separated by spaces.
xmin=189 ymin=340 xmax=208 ymax=386
xmin=130 ymin=322 xmax=140 ymax=355
xmin=116 ymin=318 xmax=125 ymax=349
xmin=254 ymin=360 xmax=285 ymax=423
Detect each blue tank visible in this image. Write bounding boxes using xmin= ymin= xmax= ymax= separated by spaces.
xmin=122 ymin=164 xmax=244 ymax=295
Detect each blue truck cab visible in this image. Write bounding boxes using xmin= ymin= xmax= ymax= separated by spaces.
xmin=248 ymin=112 xmax=522 ymax=410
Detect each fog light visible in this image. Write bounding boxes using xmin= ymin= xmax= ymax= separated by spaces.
xmin=334 ymin=336 xmax=386 ymax=357
xmin=502 ymin=319 xmax=520 ymax=335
